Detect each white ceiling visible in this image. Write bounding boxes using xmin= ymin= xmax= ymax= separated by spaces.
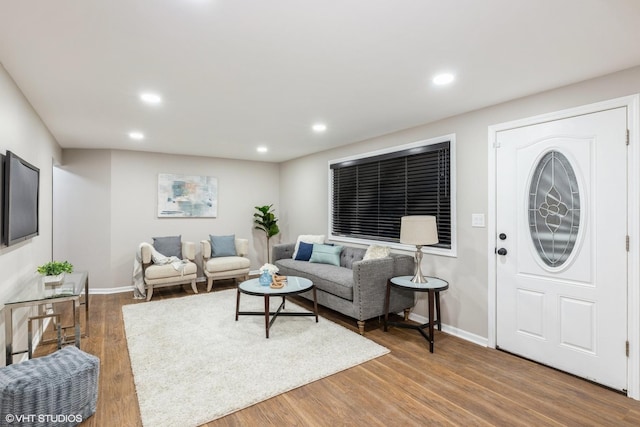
xmin=1 ymin=0 xmax=640 ymax=163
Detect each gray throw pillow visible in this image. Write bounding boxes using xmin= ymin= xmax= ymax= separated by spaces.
xmin=210 ymin=234 xmax=237 ymax=258
xmin=153 ymin=235 xmax=182 ymax=259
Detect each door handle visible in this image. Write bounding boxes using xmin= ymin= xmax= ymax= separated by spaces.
xmin=497 ymin=248 xmax=507 ymax=256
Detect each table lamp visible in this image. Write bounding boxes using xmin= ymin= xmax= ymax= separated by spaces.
xmin=400 ymin=215 xmax=439 ymax=283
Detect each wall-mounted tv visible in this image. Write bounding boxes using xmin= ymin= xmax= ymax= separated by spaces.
xmin=2 ymin=151 xmax=40 ymax=246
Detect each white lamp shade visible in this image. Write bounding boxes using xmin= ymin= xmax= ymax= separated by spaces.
xmin=400 ymin=215 xmax=439 ymax=246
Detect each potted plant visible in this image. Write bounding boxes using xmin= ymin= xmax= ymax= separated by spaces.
xmin=254 ymin=204 xmax=280 ymax=263
xmin=37 ymin=261 xmax=74 ymax=285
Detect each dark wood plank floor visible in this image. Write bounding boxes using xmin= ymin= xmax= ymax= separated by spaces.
xmin=35 ymin=282 xmax=640 ymax=426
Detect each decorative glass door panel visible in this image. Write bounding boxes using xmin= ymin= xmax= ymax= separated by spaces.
xmin=528 ymin=150 xmax=580 ymax=269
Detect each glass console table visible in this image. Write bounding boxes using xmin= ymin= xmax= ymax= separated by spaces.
xmin=4 ymin=271 xmax=89 ymax=365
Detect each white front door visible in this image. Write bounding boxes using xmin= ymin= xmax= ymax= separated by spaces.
xmin=495 ymin=107 xmax=628 ymax=391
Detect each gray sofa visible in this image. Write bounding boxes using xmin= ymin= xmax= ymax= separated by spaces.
xmin=273 ymin=243 xmax=415 ymax=334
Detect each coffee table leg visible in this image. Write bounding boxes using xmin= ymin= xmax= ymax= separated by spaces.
xmin=312 ymin=286 xmax=318 ymax=322
xmin=264 ymin=295 xmax=270 ymax=339
xmin=383 ymin=279 xmax=391 ymax=332
xmin=235 ymin=288 xmax=241 ymax=321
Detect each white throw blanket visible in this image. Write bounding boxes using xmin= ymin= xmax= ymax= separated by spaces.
xmin=132 ymin=242 xmax=189 ymax=299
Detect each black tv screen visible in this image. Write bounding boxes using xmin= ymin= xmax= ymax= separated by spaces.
xmin=3 ymin=151 xmax=39 ymax=246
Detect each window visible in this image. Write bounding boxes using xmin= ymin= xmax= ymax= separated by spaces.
xmin=329 ymin=135 xmax=455 ymax=255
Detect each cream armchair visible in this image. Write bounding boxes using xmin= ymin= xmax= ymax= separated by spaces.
xmin=140 ymin=241 xmax=198 ymax=301
xmin=201 ymin=238 xmax=251 ymax=291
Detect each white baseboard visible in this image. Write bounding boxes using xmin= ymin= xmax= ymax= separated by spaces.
xmin=88 ymin=277 xmax=208 ymax=295
xmin=408 ymin=312 xmax=488 ymax=348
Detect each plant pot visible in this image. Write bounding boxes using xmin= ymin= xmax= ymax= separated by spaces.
xmin=43 ymin=273 xmax=65 ymax=286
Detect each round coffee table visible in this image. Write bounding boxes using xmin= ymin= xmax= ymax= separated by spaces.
xmin=235 ymin=276 xmax=318 ymax=338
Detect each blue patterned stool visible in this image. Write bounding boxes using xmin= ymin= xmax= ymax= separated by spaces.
xmin=0 ymin=346 xmax=99 ymax=427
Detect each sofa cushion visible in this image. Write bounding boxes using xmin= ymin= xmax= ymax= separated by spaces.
xmin=309 ymin=244 xmax=343 ymax=266
xmin=210 ymin=234 xmax=237 ymax=257
xmin=275 ymin=258 xmax=354 ymax=300
xmin=153 ymin=235 xmax=182 ymax=258
xmin=294 ymin=241 xmax=314 ymax=261
xmin=292 ymin=234 xmax=325 ymax=259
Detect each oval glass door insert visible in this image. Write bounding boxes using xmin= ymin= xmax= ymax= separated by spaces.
xmin=528 ymin=150 xmax=581 ymax=268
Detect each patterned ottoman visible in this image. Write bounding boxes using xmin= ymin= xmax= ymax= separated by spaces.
xmin=0 ymin=346 xmax=99 ymax=427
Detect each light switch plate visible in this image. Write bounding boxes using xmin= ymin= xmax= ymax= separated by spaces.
xmin=472 ymin=213 xmax=485 ymax=228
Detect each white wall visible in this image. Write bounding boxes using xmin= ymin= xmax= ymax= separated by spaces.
xmin=0 ymin=64 xmax=62 ymax=365
xmin=53 ymin=150 xmax=112 ymax=289
xmin=54 ymin=149 xmax=280 ymax=290
xmin=279 ymin=65 xmax=640 ymax=341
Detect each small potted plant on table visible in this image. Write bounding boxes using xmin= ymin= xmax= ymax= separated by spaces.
xmin=37 ymin=261 xmax=74 ymax=286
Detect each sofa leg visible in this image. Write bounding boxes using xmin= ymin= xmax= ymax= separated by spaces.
xmin=146 ymin=286 xmax=154 ymax=301
xmin=207 ymin=277 xmax=213 ymax=292
xmin=357 ymin=320 xmax=365 ymax=335
xmin=404 ymin=308 xmax=411 ymax=321
xmin=191 ymin=279 xmax=198 ymax=294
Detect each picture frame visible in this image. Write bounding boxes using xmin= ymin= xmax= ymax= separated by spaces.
xmin=157 ymin=173 xmax=218 ymax=218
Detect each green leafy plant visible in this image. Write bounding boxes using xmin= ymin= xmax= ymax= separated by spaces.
xmin=37 ymin=261 xmax=74 ymax=276
xmin=254 ymin=204 xmax=280 ymax=263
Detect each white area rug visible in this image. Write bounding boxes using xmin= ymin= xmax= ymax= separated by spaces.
xmin=122 ymin=289 xmax=389 ymax=427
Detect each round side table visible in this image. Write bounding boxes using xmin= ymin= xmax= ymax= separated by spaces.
xmin=383 ymin=275 xmax=449 ymax=353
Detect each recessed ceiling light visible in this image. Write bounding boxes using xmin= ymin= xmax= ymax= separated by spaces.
xmin=312 ymin=123 xmax=327 ymax=133
xmin=432 ymin=73 xmax=455 ymax=86
xmin=129 ymin=131 xmax=145 ymax=140
xmin=140 ymin=92 xmax=162 ymax=104
xmin=257 ymin=146 xmax=268 ymax=153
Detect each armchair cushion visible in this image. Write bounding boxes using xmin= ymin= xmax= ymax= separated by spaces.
xmin=152 ymin=235 xmax=182 ymax=258
xmin=205 ymin=256 xmax=250 ymax=273
xmin=145 ymin=261 xmax=197 ymax=280
xmin=210 ymin=234 xmax=237 ymax=257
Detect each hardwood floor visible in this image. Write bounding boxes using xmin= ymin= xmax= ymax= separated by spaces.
xmin=35 ymin=282 xmax=640 ymax=426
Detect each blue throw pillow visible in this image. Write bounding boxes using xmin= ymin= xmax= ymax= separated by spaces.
xmin=309 ymin=244 xmax=343 ymax=266
xmin=153 ymin=235 xmax=182 ymax=259
xmin=210 ymin=234 xmax=237 ymax=257
xmin=294 ymin=241 xmax=314 ymax=261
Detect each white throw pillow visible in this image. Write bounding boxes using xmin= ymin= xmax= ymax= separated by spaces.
xmin=292 ymin=234 xmax=325 ymax=259
xmin=363 ymin=244 xmax=391 ymax=260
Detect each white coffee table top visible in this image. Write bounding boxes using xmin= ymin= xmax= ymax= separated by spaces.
xmin=238 ymin=276 xmax=313 ymax=296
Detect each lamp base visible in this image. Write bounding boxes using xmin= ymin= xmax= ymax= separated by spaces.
xmin=411 ymin=245 xmax=429 ymax=283
xmin=410 ymin=272 xmax=429 ymax=284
